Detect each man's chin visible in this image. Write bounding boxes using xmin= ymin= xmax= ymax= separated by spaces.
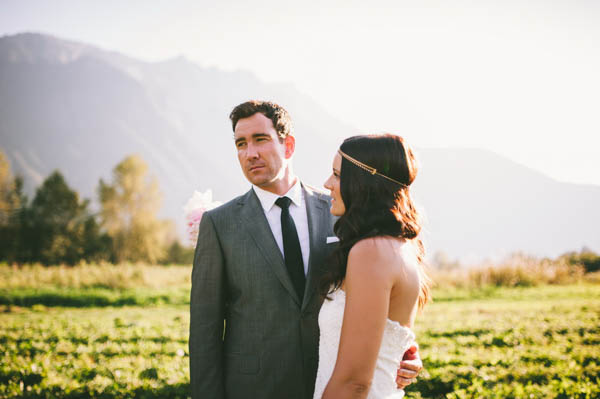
xmin=246 ymin=175 xmax=270 ymax=187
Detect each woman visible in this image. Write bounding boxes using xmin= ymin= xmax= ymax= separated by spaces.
xmin=313 ymin=134 xmax=430 ymax=399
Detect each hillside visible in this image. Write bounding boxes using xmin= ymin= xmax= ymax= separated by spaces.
xmin=1 ymin=33 xmax=599 ymax=259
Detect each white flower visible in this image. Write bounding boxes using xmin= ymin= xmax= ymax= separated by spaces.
xmin=184 ymin=189 xmax=222 ymax=245
xmin=183 ymin=189 xmax=222 ymax=215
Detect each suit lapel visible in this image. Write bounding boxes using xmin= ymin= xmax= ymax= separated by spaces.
xmin=238 ymin=188 xmax=301 ymax=306
xmin=302 ymin=185 xmax=332 ymax=311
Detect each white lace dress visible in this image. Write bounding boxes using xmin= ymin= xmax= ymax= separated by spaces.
xmin=312 ymin=289 xmax=416 ymax=399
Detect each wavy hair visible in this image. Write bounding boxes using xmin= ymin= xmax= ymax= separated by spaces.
xmin=229 ymin=100 xmax=293 ymax=139
xmin=320 ymin=134 xmax=430 ymax=308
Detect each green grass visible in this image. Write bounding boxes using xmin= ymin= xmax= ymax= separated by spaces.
xmin=0 ymin=263 xmax=190 ymax=308
xmin=406 ymin=287 xmax=600 ymax=398
xmin=432 ymin=283 xmax=600 ymax=302
xmin=1 ymin=285 xmax=599 ymax=398
xmin=1 ymin=306 xmax=190 ymax=398
xmin=2 ymin=283 xmax=597 ymax=309
xmin=0 ymin=287 xmax=189 ymax=308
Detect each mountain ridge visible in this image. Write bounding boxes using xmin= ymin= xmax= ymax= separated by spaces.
xmin=1 ymin=32 xmax=598 ymax=260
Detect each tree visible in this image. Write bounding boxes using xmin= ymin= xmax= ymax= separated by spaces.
xmin=98 ymin=155 xmax=168 ymax=263
xmin=27 ymin=171 xmax=107 ymax=265
xmin=560 ymin=248 xmax=600 ymax=273
xmin=0 ymin=150 xmax=20 ymax=225
xmin=0 ymin=150 xmax=26 ymax=262
xmin=161 ymin=240 xmax=195 ymax=265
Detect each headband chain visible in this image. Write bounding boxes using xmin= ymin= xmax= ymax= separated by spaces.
xmin=337 ymin=149 xmax=406 ymax=187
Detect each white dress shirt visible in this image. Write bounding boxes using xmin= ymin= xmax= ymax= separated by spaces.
xmin=253 ymin=180 xmax=310 ymax=276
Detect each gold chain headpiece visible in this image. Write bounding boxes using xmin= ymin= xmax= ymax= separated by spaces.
xmin=338 ymin=149 xmax=406 ymax=187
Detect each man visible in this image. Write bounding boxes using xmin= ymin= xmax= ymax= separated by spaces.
xmin=189 ymin=100 xmax=420 ymax=399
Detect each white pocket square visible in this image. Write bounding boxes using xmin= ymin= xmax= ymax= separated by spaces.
xmin=326 ymin=236 xmax=340 ymax=244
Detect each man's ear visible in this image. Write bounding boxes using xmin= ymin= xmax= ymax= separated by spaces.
xmin=284 ymin=135 xmax=295 ymax=159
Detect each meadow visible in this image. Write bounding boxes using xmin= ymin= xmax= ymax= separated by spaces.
xmin=1 ymin=263 xmax=599 ymax=398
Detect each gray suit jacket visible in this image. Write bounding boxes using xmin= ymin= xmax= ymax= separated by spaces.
xmin=190 ymin=184 xmax=336 ymax=399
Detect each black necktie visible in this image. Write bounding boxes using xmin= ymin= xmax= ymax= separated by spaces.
xmin=275 ymin=196 xmax=306 ymax=301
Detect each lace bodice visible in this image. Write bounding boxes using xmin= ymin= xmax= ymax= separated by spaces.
xmin=313 ymin=289 xmax=415 ymax=399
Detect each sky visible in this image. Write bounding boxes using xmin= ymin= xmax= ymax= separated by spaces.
xmin=2 ymin=0 xmax=599 ymax=185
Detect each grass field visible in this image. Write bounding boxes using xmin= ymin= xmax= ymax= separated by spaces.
xmin=1 ymin=265 xmax=599 ymax=398
xmin=407 ymin=286 xmax=600 ymax=399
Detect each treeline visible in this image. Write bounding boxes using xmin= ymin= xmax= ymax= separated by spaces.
xmin=0 ymin=150 xmax=193 ymax=265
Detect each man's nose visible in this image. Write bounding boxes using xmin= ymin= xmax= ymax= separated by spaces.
xmin=246 ymin=142 xmax=259 ymax=159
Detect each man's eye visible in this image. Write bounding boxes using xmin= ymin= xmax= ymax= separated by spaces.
xmin=236 ymin=142 xmax=246 ymax=148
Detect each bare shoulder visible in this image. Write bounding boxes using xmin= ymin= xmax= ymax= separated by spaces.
xmin=349 ymin=236 xmax=414 ymax=265
xmin=347 ymin=237 xmax=419 ymax=281
xmin=347 ymin=237 xmax=400 ymax=280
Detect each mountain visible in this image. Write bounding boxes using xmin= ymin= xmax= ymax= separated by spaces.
xmin=1 ymin=32 xmax=599 ymax=260
xmin=413 ymin=149 xmax=600 ymax=260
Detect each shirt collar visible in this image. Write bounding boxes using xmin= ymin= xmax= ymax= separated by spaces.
xmin=253 ymin=179 xmax=303 ymax=213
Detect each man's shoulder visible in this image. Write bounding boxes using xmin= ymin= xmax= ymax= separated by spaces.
xmin=302 ymin=182 xmax=331 ymax=202
xmin=205 ymin=190 xmax=252 ymax=219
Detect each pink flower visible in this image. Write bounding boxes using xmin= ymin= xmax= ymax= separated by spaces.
xmin=183 ymin=190 xmax=222 ymax=245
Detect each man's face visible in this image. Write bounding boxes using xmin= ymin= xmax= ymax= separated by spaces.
xmin=234 ymin=112 xmax=294 ymax=192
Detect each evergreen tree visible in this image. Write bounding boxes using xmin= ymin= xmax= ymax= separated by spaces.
xmin=27 ymin=171 xmax=108 ymax=265
xmin=28 ymin=171 xmax=80 ymax=264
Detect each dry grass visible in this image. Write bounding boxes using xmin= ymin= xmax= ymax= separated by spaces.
xmin=1 ymin=252 xmax=594 ymax=293
xmin=0 ymin=262 xmax=192 ymax=290
xmin=430 ymin=254 xmax=586 ymax=289
xmin=583 ymin=270 xmax=600 ymax=284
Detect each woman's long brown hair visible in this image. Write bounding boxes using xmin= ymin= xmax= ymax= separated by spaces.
xmin=320 ymin=134 xmax=430 ymax=309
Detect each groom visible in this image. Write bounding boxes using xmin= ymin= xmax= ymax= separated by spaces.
xmin=189 ymin=100 xmax=420 ymax=399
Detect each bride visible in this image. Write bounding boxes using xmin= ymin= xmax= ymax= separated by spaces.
xmin=313 ymin=134 xmax=430 ymax=399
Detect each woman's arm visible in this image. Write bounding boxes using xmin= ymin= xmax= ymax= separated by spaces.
xmin=322 ymin=238 xmax=396 ymax=399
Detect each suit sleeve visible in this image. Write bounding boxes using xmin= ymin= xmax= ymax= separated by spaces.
xmin=189 ymin=212 xmax=226 ymax=399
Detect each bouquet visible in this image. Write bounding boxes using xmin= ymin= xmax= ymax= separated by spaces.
xmin=183 ymin=189 xmax=222 ymax=245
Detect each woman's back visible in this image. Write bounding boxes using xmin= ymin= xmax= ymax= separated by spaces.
xmin=313 ymin=288 xmax=415 ymax=399
xmin=380 ymin=237 xmax=421 ymax=328
xmin=313 ymin=237 xmax=421 ymax=399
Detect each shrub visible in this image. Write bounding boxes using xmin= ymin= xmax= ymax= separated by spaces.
xmin=560 ymin=250 xmax=600 ymax=273
xmin=431 ymin=253 xmax=585 ymax=289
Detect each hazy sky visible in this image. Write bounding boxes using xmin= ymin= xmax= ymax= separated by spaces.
xmin=2 ymin=0 xmax=599 ymax=185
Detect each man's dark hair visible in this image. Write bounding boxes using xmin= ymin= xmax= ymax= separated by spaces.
xmin=229 ymin=100 xmax=294 ymax=139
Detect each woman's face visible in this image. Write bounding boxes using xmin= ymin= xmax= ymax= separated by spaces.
xmin=324 ymin=153 xmax=346 ymax=216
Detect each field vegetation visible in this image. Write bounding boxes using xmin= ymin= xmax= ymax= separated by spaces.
xmin=0 ymin=263 xmax=190 ymax=309
xmin=1 ymin=257 xmax=599 ymax=398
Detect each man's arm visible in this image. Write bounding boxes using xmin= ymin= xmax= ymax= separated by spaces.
xmin=189 ymin=212 xmax=226 ymax=399
xmin=396 ymin=345 xmax=423 ymax=389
